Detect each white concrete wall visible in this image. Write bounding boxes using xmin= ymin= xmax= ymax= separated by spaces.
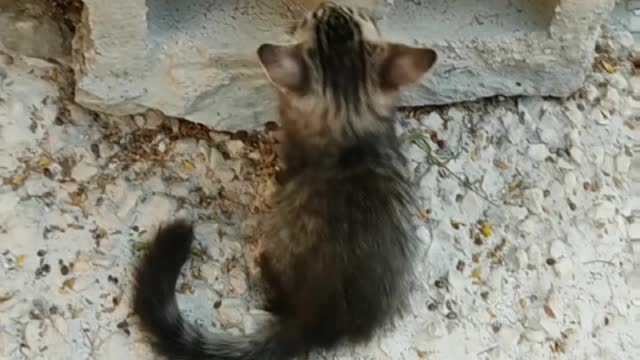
xmin=71 ymin=0 xmax=617 ymax=130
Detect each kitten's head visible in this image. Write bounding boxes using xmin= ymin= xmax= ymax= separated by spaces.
xmin=257 ymin=1 xmax=437 ymax=141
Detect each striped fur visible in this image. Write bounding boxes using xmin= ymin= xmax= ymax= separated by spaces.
xmin=133 ymin=2 xmax=437 ymax=359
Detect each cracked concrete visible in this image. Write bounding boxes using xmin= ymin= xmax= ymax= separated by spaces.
xmin=1 ymin=24 xmax=639 ymax=360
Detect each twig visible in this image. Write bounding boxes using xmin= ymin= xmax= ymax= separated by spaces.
xmin=406 ymin=133 xmax=500 ymax=207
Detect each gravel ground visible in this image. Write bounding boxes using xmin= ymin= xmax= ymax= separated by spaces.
xmin=0 ymin=31 xmax=639 ymax=360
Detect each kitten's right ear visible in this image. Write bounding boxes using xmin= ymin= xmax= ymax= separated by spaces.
xmin=257 ymin=43 xmax=308 ymax=94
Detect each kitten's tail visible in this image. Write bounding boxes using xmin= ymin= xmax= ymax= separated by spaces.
xmin=133 ymin=220 xmax=300 ymax=360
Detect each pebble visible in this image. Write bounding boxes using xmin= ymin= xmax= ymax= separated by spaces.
xmin=71 ymin=162 xmax=98 ymax=182
xmin=615 ymin=153 xmax=631 ymax=173
xmin=549 ymin=240 xmax=567 ymax=259
xmin=23 ymin=320 xmax=41 ymax=349
xmin=523 ymin=188 xmax=544 ymax=214
xmin=628 ymin=222 xmax=640 ymax=240
xmin=553 ymin=257 xmax=574 ymax=279
xmin=539 ymin=318 xmax=562 ymax=339
xmin=218 ymin=299 xmax=248 ymax=328
xmin=523 ymin=329 xmax=546 ymax=343
xmin=569 ymin=147 xmax=585 ymax=164
xmin=592 ymin=201 xmax=616 ymax=221
xmin=607 ymin=72 xmax=628 ymax=91
xmin=50 ymin=315 xmax=67 ymax=335
xmin=527 ymin=244 xmax=543 ymax=266
xmin=496 ymin=325 xmax=520 ymax=349
xmin=591 ymin=108 xmax=607 ymax=125
xmin=225 ymin=140 xmax=245 ymax=158
xmin=563 ymin=172 xmax=577 ymax=189
xmin=511 ymin=248 xmax=529 ymax=270
xmin=601 ymin=86 xmax=620 ymax=112
xmin=527 ymin=144 xmax=549 ymax=162
xmin=133 ymin=115 xmax=145 ymax=128
xmin=144 ymin=110 xmax=164 ymax=129
xmin=583 ymin=84 xmax=600 ymax=103
xmin=563 ymin=101 xmax=584 ymax=126
xmin=630 ymin=76 xmax=640 ymax=98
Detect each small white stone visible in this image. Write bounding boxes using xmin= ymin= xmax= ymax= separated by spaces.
xmin=513 ymin=248 xmax=529 ymax=270
xmin=133 ymin=115 xmax=145 ymax=128
xmin=218 ymin=299 xmax=248 ymax=328
xmin=527 ymin=144 xmax=549 ymax=162
xmin=523 ymin=188 xmax=544 ymax=214
xmin=553 ymin=257 xmax=574 ymax=279
xmin=23 ymin=320 xmax=41 ymax=349
xmin=590 ymin=146 xmax=605 ymax=167
xmin=225 ymin=140 xmax=245 ymax=158
xmin=523 ymin=329 xmax=546 ymax=343
xmin=539 ymin=318 xmax=562 ymax=339
xmin=497 ymin=325 xmax=520 ymax=349
xmin=549 ymin=240 xmax=567 ymax=259
xmin=487 ymin=268 xmax=504 ymax=291
xmin=569 ymin=147 xmax=585 ymax=164
xmin=144 ymin=110 xmax=164 ymax=129
xmin=50 ymin=315 xmax=67 ymax=336
xmin=527 ymin=244 xmax=542 ymax=266
xmin=601 ymin=86 xmax=620 ymax=112
xmin=630 ymin=76 xmax=640 ymax=98
xmin=557 ymin=158 xmax=574 ymax=170
xmin=71 ymin=162 xmax=98 ymax=182
xmin=628 ymin=223 xmax=640 ymax=240
xmin=593 ymin=201 xmax=616 ymax=221
xmin=447 ymin=269 xmax=466 ymax=290
xmin=563 ymin=172 xmax=577 ymax=189
xmin=174 ymin=138 xmax=197 ymax=154
xmin=591 ymin=108 xmax=608 ymax=125
xmin=615 ymin=154 xmax=631 ymax=173
xmin=608 ymin=72 xmax=628 ymax=91
xmin=583 ymin=84 xmax=600 ymax=103
xmin=626 ymin=271 xmax=640 ymax=290
xmin=229 ymin=268 xmax=248 ymax=295
xmin=563 ymin=101 xmax=584 ymax=126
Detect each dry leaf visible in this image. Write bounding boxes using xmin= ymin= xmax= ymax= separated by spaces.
xmin=518 ymin=298 xmax=527 ymax=310
xmin=450 ymin=219 xmax=462 ymax=230
xmin=68 ymin=190 xmax=87 ymax=207
xmin=625 ymin=121 xmax=636 ymax=130
xmin=486 ymin=308 xmax=496 ymax=319
xmin=183 ymin=160 xmax=195 ymax=171
xmin=419 ymin=208 xmax=430 ymax=220
xmin=62 ymin=278 xmax=75 ymax=291
xmin=480 ymin=223 xmax=493 ymax=238
xmin=600 ymin=60 xmax=617 ymax=74
xmin=553 ymin=340 xmax=566 ymax=353
xmin=178 ymin=282 xmax=193 ymax=294
xmin=472 ymin=253 xmax=481 ymax=263
xmin=16 ymin=255 xmax=25 ymax=267
xmin=493 ymin=159 xmax=508 ymax=170
xmin=37 ymin=158 xmax=52 ymax=168
xmin=471 ymin=267 xmax=482 ymax=281
xmin=11 ymin=176 xmax=25 ymax=185
xmin=544 ymin=305 xmax=557 ymax=319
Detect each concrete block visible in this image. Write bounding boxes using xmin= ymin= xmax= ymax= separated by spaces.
xmin=72 ymin=0 xmax=616 ymax=130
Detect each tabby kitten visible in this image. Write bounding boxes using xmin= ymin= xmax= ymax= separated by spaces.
xmin=133 ymin=2 xmax=437 ymax=359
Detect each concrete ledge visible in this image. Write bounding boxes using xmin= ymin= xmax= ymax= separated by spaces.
xmin=72 ymin=0 xmax=616 ymax=130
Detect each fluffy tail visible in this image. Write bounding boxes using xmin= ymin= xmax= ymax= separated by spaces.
xmin=133 ymin=220 xmax=298 ymax=360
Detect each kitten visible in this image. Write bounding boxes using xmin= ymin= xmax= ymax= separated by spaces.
xmin=133 ymin=2 xmax=437 ymax=359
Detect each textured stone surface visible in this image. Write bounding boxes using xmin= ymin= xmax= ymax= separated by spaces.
xmin=0 ymin=30 xmax=638 ymax=359
xmin=70 ymin=0 xmax=617 ymax=130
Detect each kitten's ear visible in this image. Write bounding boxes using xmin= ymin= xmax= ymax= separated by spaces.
xmin=380 ymin=44 xmax=437 ymax=90
xmin=257 ymin=43 xmax=308 ymax=94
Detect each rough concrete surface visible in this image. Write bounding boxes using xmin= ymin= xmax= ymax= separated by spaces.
xmin=63 ymin=0 xmax=615 ymax=130
xmin=1 ymin=21 xmax=640 ymax=359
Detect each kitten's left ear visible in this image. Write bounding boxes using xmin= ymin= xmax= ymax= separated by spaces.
xmin=257 ymin=43 xmax=308 ymax=94
xmin=380 ymin=44 xmax=437 ymax=90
